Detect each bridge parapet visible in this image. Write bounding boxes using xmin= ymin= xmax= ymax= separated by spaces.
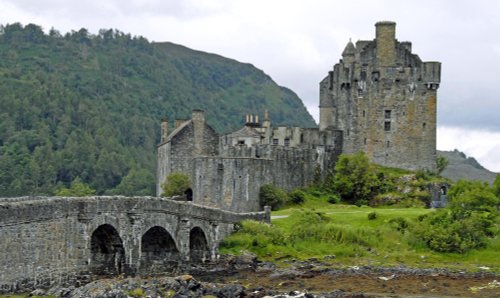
xmin=0 ymin=196 xmax=269 ymax=293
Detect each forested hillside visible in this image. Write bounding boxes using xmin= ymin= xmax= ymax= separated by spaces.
xmin=0 ymin=23 xmax=316 ymax=197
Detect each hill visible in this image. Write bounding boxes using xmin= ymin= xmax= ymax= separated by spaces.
xmin=438 ymin=149 xmax=498 ymax=184
xmin=0 ymin=23 xmax=316 ymax=197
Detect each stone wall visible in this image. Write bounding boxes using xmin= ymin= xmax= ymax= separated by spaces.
xmin=0 ymin=196 xmax=269 ymax=293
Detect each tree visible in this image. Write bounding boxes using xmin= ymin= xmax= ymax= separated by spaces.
xmin=161 ymin=172 xmax=191 ymax=197
xmin=55 ymin=177 xmax=96 ymax=197
xmin=436 ymin=156 xmax=449 ymax=175
xmin=112 ymin=168 xmax=155 ymax=196
xmin=259 ymin=184 xmax=288 ymax=210
xmin=330 ymin=152 xmax=379 ymax=205
xmin=493 ymin=174 xmax=500 ymax=198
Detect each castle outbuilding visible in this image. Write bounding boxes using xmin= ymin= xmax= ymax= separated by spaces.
xmin=157 ymin=21 xmax=440 ymax=212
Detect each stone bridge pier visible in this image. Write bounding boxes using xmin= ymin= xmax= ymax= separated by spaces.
xmin=0 ymin=196 xmax=270 ymax=292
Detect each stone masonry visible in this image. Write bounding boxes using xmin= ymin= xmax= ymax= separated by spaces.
xmin=157 ymin=21 xmax=440 ymax=212
xmin=0 ymin=196 xmax=269 ymax=293
xmin=319 ymin=21 xmax=440 ymax=171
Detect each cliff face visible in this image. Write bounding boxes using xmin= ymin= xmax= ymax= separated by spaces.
xmin=438 ymin=150 xmax=498 ymax=184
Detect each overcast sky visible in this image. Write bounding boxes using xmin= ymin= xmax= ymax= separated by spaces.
xmin=1 ymin=0 xmax=499 ymax=172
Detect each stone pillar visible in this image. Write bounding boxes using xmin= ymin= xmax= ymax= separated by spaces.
xmin=375 ymin=21 xmax=396 ymax=67
xmin=179 ymin=217 xmax=192 ymax=261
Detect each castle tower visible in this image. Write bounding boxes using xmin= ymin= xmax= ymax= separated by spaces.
xmin=160 ymin=118 xmax=169 ymax=143
xmin=319 ymin=21 xmax=441 ymax=171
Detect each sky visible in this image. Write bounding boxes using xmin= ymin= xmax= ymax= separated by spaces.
xmin=1 ymin=0 xmax=499 ymax=172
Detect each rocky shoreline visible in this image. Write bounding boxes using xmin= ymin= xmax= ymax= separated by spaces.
xmin=13 ymin=254 xmax=500 ymax=297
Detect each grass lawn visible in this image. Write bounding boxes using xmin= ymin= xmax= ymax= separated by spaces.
xmin=221 ymin=202 xmax=500 ymax=273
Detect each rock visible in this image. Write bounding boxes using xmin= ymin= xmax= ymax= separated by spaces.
xmin=217 ymin=284 xmax=245 ymax=298
xmin=30 ymin=289 xmax=46 ymax=296
xmin=323 ymin=255 xmax=336 ymax=260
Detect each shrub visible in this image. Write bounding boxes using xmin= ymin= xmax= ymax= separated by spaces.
xmin=389 ymin=217 xmax=410 ymax=233
xmin=161 ymin=172 xmax=191 ymax=197
xmin=288 ymin=189 xmax=306 ymax=205
xmin=55 ymin=177 xmax=96 ymax=197
xmin=367 ymin=212 xmax=377 ymax=220
xmin=327 ymin=194 xmax=341 ymax=204
xmin=128 ymin=288 xmax=145 ymax=298
xmin=330 ymin=152 xmax=379 ymax=205
xmin=259 ymin=184 xmax=288 ymax=210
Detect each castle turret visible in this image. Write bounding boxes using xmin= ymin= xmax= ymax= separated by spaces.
xmin=375 ymin=21 xmax=396 ymax=67
xmin=341 ymin=39 xmax=356 ymax=64
xmin=161 ymin=118 xmax=169 ymax=143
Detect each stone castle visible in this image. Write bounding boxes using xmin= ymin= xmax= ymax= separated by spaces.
xmin=157 ymin=21 xmax=441 ymax=212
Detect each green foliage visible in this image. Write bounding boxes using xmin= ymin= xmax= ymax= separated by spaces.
xmin=367 ymin=211 xmax=377 ymax=220
xmin=494 ymin=174 xmax=500 ymax=198
xmin=436 ymin=156 xmax=449 ymax=175
xmin=413 ymin=180 xmax=499 ymax=253
xmin=111 ymin=167 xmax=155 ymax=196
xmin=128 ymin=288 xmax=145 ymax=298
xmin=327 ymin=194 xmax=341 ymax=204
xmin=288 ymin=189 xmax=306 ymax=205
xmin=330 ymin=152 xmax=379 ymax=205
xmin=259 ymin=184 xmax=288 ymax=210
xmin=388 ymin=217 xmax=410 ymax=233
xmin=161 ymin=172 xmax=190 ymax=197
xmin=0 ymin=23 xmax=315 ymax=197
xmin=55 ymin=177 xmax=95 ymax=197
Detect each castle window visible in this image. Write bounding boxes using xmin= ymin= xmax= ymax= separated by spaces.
xmin=284 ymin=138 xmax=290 ymax=146
xmin=423 ymin=122 xmax=426 ymax=130
xmin=217 ymin=163 xmax=223 ymax=170
xmin=347 ymin=129 xmax=350 ymax=136
xmin=364 ymin=138 xmax=367 ymax=145
xmin=238 ymin=140 xmax=245 ymax=145
xmin=272 ymin=138 xmax=279 ymax=145
xmin=384 ymin=121 xmax=391 ymax=131
xmin=386 ymin=141 xmax=390 ymax=148
xmin=357 ymin=89 xmax=363 ymax=98
xmin=385 ymin=110 xmax=392 ymax=119
xmin=362 ymin=110 xmax=366 ymax=117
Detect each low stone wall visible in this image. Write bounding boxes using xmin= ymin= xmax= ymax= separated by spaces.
xmin=0 ymin=196 xmax=269 ymax=293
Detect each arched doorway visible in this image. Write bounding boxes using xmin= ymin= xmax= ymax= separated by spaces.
xmin=140 ymin=226 xmax=179 ymax=273
xmin=90 ymin=224 xmax=125 ymax=275
xmin=189 ymin=227 xmax=210 ymax=262
xmin=185 ymin=188 xmax=193 ymax=201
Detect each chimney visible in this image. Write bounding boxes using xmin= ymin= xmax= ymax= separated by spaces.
xmin=375 ymin=21 xmax=396 ymax=67
xmin=192 ymin=109 xmax=205 ymax=155
xmin=161 ymin=118 xmax=169 ymax=143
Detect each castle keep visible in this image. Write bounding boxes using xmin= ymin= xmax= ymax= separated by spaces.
xmin=157 ymin=21 xmax=441 ymax=212
xmin=320 ymin=21 xmax=440 ymax=170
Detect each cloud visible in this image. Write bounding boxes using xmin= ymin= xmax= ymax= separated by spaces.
xmin=437 ymin=126 xmax=500 ymax=172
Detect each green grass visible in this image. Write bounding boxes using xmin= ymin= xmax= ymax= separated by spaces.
xmin=220 ymin=203 xmax=500 ymax=273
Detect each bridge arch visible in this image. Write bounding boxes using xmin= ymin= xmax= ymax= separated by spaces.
xmin=189 ymin=226 xmax=210 ymax=262
xmin=90 ymin=224 xmax=125 ymax=275
xmin=140 ymin=226 xmax=179 ymax=272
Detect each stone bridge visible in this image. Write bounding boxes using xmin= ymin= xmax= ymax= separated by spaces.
xmin=0 ymin=196 xmax=269 ymax=292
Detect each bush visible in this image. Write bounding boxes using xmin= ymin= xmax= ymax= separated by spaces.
xmin=367 ymin=212 xmax=377 ymax=220
xmin=389 ymin=217 xmax=410 ymax=233
xmin=259 ymin=184 xmax=288 ymax=210
xmin=412 ymin=180 xmax=498 ymax=253
xmin=412 ymin=210 xmax=494 ymax=253
xmin=161 ymin=172 xmax=191 ymax=197
xmin=327 ymin=194 xmax=341 ymax=204
xmin=288 ymin=189 xmax=306 ymax=205
xmin=329 ymin=152 xmax=379 ymax=205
